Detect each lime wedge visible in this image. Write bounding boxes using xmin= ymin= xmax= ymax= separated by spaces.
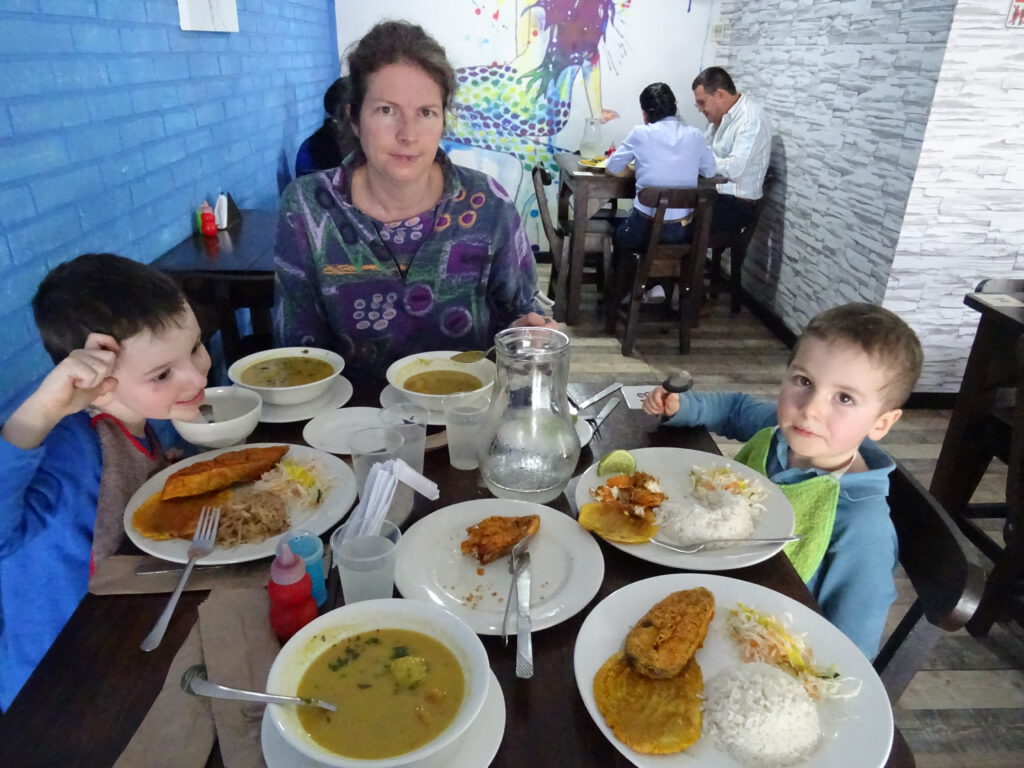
xmin=597 ymin=449 xmax=637 ymax=476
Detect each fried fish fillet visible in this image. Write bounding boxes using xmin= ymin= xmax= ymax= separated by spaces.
xmin=160 ymin=445 xmax=289 ymax=501
xmin=460 ymin=514 xmax=540 ymax=565
xmin=625 ymin=588 xmax=716 ymax=679
xmin=593 ymin=651 xmax=703 ymax=754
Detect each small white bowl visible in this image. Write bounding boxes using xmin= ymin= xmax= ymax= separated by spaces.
xmin=385 ymin=351 xmax=495 ymax=413
xmin=228 ymin=346 xmax=345 ymax=406
xmin=266 ymin=599 xmax=490 ymax=768
xmin=171 ymin=386 xmax=261 ymax=448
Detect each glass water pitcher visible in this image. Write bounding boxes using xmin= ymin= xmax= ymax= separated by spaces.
xmin=479 ymin=327 xmax=581 ymax=504
xmin=579 ymin=117 xmax=604 ymax=161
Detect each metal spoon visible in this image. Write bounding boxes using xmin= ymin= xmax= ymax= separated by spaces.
xmin=180 ymin=664 xmax=336 ymax=712
xmin=449 ymin=346 xmax=495 ymax=364
xmin=662 ymin=370 xmax=693 ymax=394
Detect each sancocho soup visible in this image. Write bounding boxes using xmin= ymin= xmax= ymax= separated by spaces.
xmin=296 ymin=628 xmax=465 ymax=759
xmin=239 ymin=356 xmax=334 ymax=388
xmin=402 ymin=370 xmax=482 ymax=396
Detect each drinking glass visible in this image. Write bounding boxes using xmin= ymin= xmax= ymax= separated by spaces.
xmin=330 ymin=520 xmax=401 ymax=604
xmin=379 ymin=403 xmax=428 ymax=526
xmin=349 ymin=427 xmax=404 ymax=499
xmin=444 ymin=392 xmax=490 ymax=470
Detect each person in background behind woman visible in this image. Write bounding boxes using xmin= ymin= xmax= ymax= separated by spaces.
xmin=294 ymin=76 xmax=359 ymax=177
xmin=275 ymin=20 xmax=554 ymax=381
xmin=606 ymin=82 xmax=717 ymax=250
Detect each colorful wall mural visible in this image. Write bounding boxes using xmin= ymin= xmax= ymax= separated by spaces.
xmin=336 ymin=0 xmax=708 ymax=250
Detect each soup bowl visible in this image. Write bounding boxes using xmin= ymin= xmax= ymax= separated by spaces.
xmin=385 ymin=351 xmax=496 ymax=413
xmin=171 ymin=386 xmax=261 ymax=448
xmin=227 ymin=346 xmax=344 ymax=406
xmin=267 ymin=598 xmax=490 ymax=767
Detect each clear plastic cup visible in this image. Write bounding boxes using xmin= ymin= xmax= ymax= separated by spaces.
xmin=379 ymin=403 xmax=428 ymax=526
xmin=444 ymin=392 xmax=490 ymax=470
xmin=349 ymin=427 xmax=404 ymax=498
xmin=330 ymin=519 xmax=402 ymax=604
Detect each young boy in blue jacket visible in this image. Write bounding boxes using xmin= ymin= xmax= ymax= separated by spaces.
xmin=643 ymin=303 xmax=923 ymax=659
xmin=0 ymin=254 xmax=211 ymax=710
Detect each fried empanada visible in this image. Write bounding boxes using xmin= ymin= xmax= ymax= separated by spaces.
xmin=160 ymin=445 xmax=288 ymax=501
xmin=625 ymin=588 xmax=715 ymax=679
xmin=460 ymin=514 xmax=540 ymax=565
xmin=593 ymin=651 xmax=703 ymax=754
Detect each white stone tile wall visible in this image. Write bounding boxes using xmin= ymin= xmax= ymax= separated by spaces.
xmin=712 ymin=0 xmax=957 ymax=352
xmin=885 ymin=0 xmax=1024 ymax=392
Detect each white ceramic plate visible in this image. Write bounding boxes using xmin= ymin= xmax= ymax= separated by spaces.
xmin=302 ymin=407 xmax=384 ymax=454
xmin=260 ymin=375 xmax=354 ymax=423
xmin=260 ymin=669 xmax=505 ymax=768
xmin=380 ymin=384 xmax=445 ymax=425
xmin=124 ymin=443 xmax=356 ymax=565
xmin=395 ymin=499 xmax=604 ymax=635
xmin=575 ymin=417 xmax=594 ymax=447
xmin=574 ymin=447 xmax=794 ymax=571
xmin=574 ymin=573 xmax=893 ymax=768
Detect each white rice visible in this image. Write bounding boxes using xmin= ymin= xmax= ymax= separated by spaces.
xmin=656 ymin=499 xmax=755 ymax=545
xmin=703 ymin=662 xmax=821 ymax=767
xmin=654 ymin=465 xmax=766 ymax=546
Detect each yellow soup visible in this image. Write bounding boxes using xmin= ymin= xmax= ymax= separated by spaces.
xmin=239 ymin=356 xmax=333 ymax=388
xmin=296 ymin=629 xmax=465 ymax=759
xmin=403 ymin=370 xmax=483 ymax=395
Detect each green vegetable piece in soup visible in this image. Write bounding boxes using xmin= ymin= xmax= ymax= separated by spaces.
xmin=297 ymin=629 xmax=465 ymax=760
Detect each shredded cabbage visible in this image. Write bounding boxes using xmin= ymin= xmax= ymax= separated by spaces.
xmin=727 ymin=603 xmax=862 ymax=701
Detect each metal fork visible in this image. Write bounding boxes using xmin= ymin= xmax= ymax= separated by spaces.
xmin=648 ymin=535 xmax=800 ymax=555
xmin=140 ymin=505 xmax=221 ymax=652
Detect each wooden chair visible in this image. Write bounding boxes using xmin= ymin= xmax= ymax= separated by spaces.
xmin=936 ymin=279 xmax=1024 ymax=635
xmin=706 ymin=169 xmax=773 ymax=313
xmin=603 ymin=186 xmax=717 ymax=356
xmin=873 ymin=460 xmax=985 ymax=702
xmin=531 ymin=165 xmax=616 ymax=304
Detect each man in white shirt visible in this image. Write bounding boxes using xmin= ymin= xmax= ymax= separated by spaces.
xmin=692 ymin=67 xmax=772 ymax=235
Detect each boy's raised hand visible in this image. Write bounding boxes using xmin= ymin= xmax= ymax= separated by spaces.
xmin=2 ymin=333 xmax=120 ymax=450
xmin=642 ymin=386 xmax=681 ymax=417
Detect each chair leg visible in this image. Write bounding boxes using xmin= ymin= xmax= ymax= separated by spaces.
xmin=596 ymin=237 xmax=609 ymax=294
xmin=709 ymin=248 xmax=724 ymax=298
xmin=603 ymin=251 xmax=622 ymax=335
xmin=730 ymin=246 xmax=746 ymax=313
xmin=621 ymin=259 xmax=645 ymax=356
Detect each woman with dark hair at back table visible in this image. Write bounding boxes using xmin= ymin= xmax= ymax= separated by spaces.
xmin=606 ymin=83 xmax=718 ymax=251
xmin=275 ymin=20 xmax=554 ymax=381
xmin=294 ymin=77 xmax=359 ymax=176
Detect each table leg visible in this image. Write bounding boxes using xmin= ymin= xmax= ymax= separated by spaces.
xmin=566 ymin=179 xmax=590 ymax=326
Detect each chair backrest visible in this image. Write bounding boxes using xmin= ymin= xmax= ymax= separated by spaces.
xmin=531 ymin=165 xmax=564 ymax=261
xmin=633 ymin=186 xmax=717 ymax=281
xmin=873 ymin=460 xmax=985 ymax=701
xmin=976 ymin=277 xmax=1024 ymax=294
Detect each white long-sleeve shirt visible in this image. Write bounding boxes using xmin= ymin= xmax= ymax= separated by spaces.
xmin=605 ymin=117 xmax=717 ymax=219
xmin=704 ymin=94 xmax=772 ymax=200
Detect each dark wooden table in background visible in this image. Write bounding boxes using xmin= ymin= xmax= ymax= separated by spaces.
xmin=0 ymin=386 xmax=914 ymax=767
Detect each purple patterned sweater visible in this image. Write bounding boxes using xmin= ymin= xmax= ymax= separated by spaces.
xmin=274 ymin=150 xmax=543 ymax=378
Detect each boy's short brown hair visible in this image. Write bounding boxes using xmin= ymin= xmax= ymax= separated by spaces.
xmin=32 ymin=253 xmax=189 ymax=364
xmin=791 ymin=303 xmax=923 ymax=410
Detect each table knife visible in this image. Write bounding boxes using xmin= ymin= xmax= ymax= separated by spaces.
xmin=590 ymin=397 xmax=621 ymax=432
xmin=514 ymin=551 xmax=533 ymax=678
xmin=576 ymin=382 xmax=623 ymax=413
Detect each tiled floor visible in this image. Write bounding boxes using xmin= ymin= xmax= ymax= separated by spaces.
xmin=554 ymin=269 xmax=1024 ymax=767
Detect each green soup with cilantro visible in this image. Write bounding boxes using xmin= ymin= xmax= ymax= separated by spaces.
xmin=296 ymin=628 xmax=465 ymax=759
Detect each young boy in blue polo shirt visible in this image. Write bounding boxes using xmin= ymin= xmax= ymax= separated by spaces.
xmin=644 ymin=303 xmax=923 ymax=658
xmin=0 ymin=253 xmax=211 ymax=709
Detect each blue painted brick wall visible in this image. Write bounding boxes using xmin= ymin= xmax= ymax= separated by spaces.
xmin=0 ymin=0 xmax=339 ymax=415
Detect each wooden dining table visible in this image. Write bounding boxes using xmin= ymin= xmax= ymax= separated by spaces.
xmin=0 ymin=384 xmax=914 ymax=767
xmin=553 ymin=152 xmax=635 ymax=326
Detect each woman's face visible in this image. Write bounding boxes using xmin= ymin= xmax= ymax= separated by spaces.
xmin=353 ymin=61 xmax=445 ymax=186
